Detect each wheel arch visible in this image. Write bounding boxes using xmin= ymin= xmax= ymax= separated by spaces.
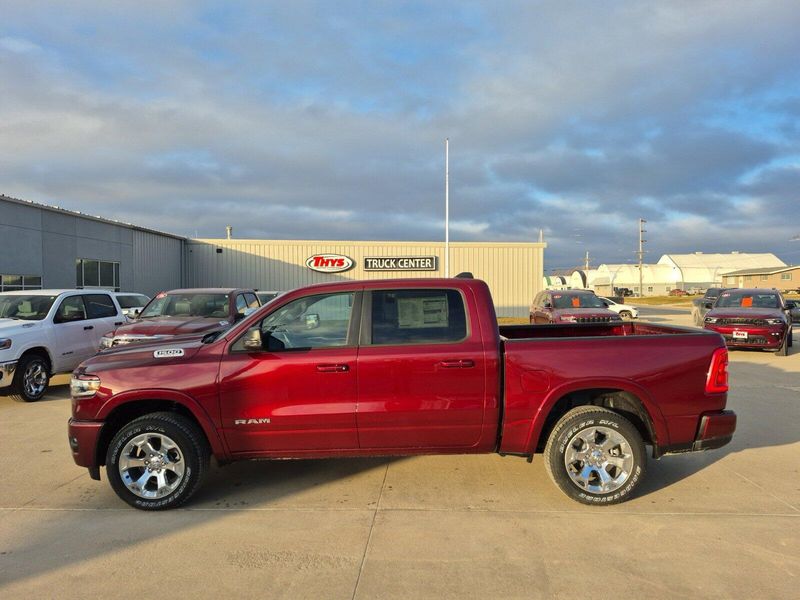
xmin=95 ymin=391 xmax=228 ymax=467
xmin=17 ymin=346 xmax=53 ymax=371
xmin=527 ymin=381 xmax=666 ymax=457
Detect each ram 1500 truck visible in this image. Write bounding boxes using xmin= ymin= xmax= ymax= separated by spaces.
xmin=68 ymin=278 xmax=736 ymax=510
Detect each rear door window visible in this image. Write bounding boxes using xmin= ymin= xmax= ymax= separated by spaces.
xmin=83 ymin=294 xmax=117 ymax=319
xmin=369 ymin=289 xmax=467 ymax=345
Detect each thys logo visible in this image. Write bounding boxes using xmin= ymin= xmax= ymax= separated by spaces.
xmin=306 ymin=254 xmax=354 ymax=273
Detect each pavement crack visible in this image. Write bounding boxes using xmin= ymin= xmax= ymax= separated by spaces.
xmin=351 ymin=462 xmax=389 ymax=600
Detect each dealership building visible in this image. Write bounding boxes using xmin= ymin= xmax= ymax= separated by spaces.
xmin=0 ymin=195 xmax=545 ymax=317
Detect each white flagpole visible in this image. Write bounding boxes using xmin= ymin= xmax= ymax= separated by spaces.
xmin=445 ymin=138 xmax=450 ymax=277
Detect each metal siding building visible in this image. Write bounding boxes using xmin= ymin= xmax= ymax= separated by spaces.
xmin=187 ymin=239 xmax=545 ymax=317
xmin=0 ymin=194 xmax=185 ymax=295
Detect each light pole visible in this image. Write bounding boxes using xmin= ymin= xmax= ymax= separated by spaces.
xmin=638 ymin=218 xmax=647 ymax=297
xmin=445 ymin=138 xmax=450 ymax=277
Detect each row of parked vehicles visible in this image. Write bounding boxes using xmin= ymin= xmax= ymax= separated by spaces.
xmin=0 ymin=287 xmax=284 ymax=402
xmin=3 ymin=279 xmax=793 ymax=510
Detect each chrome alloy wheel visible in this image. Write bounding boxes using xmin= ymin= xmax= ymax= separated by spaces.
xmin=564 ymin=425 xmax=634 ymax=494
xmin=119 ymin=433 xmax=186 ymax=499
xmin=22 ymin=361 xmax=47 ymax=398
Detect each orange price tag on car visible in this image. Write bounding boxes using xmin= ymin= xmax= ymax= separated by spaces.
xmin=571 ymin=297 xmax=580 ymax=308
xmin=741 ymin=296 xmax=753 ymax=307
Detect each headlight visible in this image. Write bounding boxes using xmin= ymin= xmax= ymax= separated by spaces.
xmin=70 ymin=374 xmax=101 ymax=398
xmin=99 ymin=335 xmax=114 ymax=349
xmin=765 ymin=318 xmax=785 ymax=325
xmin=705 ymin=317 xmax=718 ymax=324
xmin=0 ymin=338 xmax=11 ymax=350
xmin=610 ymin=315 xmax=622 ymax=321
xmin=560 ymin=316 xmax=577 ymax=323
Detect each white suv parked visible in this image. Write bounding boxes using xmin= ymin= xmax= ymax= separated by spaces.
xmin=0 ymin=290 xmax=125 ymax=402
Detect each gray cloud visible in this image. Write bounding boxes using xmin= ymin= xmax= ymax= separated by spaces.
xmin=1 ymin=1 xmax=800 ymax=269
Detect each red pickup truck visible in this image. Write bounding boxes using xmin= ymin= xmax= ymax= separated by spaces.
xmin=68 ymin=278 xmax=736 ymax=510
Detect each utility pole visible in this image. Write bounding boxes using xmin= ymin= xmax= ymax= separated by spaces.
xmin=444 ymin=138 xmax=450 ymax=277
xmin=637 ymin=218 xmax=647 ymax=297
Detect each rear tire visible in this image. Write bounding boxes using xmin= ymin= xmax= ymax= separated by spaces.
xmin=106 ymin=412 xmax=209 ymax=510
xmin=619 ymin=311 xmax=632 ymax=319
xmin=8 ymin=353 xmax=50 ymax=402
xmin=544 ymin=406 xmax=646 ymax=505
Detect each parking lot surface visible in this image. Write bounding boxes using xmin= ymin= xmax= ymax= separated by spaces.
xmin=1 ymin=306 xmax=798 ymax=599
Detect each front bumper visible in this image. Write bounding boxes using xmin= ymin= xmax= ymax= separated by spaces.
xmin=704 ymin=324 xmax=787 ymax=349
xmin=0 ymin=360 xmax=18 ymax=390
xmin=68 ymin=418 xmax=104 ymax=479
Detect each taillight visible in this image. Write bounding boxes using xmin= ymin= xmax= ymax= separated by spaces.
xmin=706 ymin=348 xmax=729 ymax=394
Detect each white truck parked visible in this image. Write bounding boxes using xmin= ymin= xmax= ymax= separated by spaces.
xmin=0 ymin=290 xmax=125 ymax=402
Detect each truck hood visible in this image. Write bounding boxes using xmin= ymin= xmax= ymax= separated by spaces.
xmin=79 ymin=336 xmax=208 ymax=373
xmin=112 ymin=315 xmax=232 ymax=337
xmin=706 ymin=308 xmax=786 ymax=320
xmin=0 ymin=319 xmax=42 ymax=336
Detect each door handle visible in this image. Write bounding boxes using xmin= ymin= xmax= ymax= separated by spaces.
xmin=316 ymin=364 xmax=349 ymax=373
xmin=114 ymin=321 xmax=123 ymax=326
xmin=438 ymin=359 xmax=475 ymax=369
xmin=83 ymin=325 xmax=94 ymax=331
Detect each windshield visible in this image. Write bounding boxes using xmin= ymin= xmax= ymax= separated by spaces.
xmin=715 ymin=291 xmax=780 ymax=309
xmin=552 ymin=293 xmax=606 ymax=309
xmin=116 ymin=295 xmax=149 ymax=309
xmin=139 ymin=293 xmax=230 ymax=319
xmin=0 ymin=295 xmax=57 ymax=321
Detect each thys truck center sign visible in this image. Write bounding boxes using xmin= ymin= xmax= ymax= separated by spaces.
xmin=364 ymin=256 xmax=438 ymax=271
xmin=306 ymin=254 xmax=438 ymax=273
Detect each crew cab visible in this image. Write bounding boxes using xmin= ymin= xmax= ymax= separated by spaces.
xmin=68 ymin=278 xmax=735 ymax=510
xmin=703 ymin=288 xmax=795 ymax=356
xmin=0 ymin=290 xmax=125 ymax=401
xmin=99 ymin=288 xmax=260 ymax=349
xmin=531 ymin=290 xmax=622 ymax=324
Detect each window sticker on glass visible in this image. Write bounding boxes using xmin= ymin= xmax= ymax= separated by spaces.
xmin=398 ymin=296 xmax=449 ymax=329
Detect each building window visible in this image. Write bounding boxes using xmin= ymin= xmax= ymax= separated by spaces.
xmin=761 ymin=275 xmax=769 ymax=281
xmin=76 ymin=259 xmax=120 ymax=291
xmin=647 ymin=286 xmax=653 ymax=292
xmin=781 ymin=273 xmax=792 ymax=281
xmin=744 ymin=276 xmax=752 ymax=281
xmin=0 ymin=274 xmax=42 ymax=292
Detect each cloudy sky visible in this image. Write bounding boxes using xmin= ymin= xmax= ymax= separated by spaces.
xmin=2 ymin=1 xmax=799 ymax=270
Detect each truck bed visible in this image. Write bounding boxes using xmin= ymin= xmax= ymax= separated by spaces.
xmin=496 ymin=321 xmax=727 ymax=457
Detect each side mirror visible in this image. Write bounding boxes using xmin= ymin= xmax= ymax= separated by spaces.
xmin=543 ymin=303 xmax=552 ymax=309
xmin=785 ymin=301 xmax=796 ymax=310
xmin=305 ymin=313 xmax=320 ymax=329
xmin=704 ymin=302 xmax=713 ymax=310
xmin=602 ymin=301 xmax=609 ymax=308
xmin=132 ymin=308 xmax=141 ymax=316
xmin=242 ymin=327 xmax=263 ymax=351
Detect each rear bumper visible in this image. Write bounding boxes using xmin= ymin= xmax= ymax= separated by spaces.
xmin=0 ymin=360 xmax=18 ymax=390
xmin=658 ymin=410 xmax=737 ymax=456
xmin=68 ymin=418 xmax=103 ymax=479
xmin=692 ymin=410 xmax=737 ymax=451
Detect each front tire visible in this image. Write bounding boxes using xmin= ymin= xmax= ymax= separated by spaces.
xmin=776 ymin=331 xmax=789 ymax=356
xmin=106 ymin=412 xmax=209 ymax=510
xmin=9 ymin=353 xmax=50 ymax=402
xmin=544 ymin=406 xmax=646 ymax=505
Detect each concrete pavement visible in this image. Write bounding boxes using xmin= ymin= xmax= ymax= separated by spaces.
xmin=0 ymin=308 xmax=798 ymax=599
